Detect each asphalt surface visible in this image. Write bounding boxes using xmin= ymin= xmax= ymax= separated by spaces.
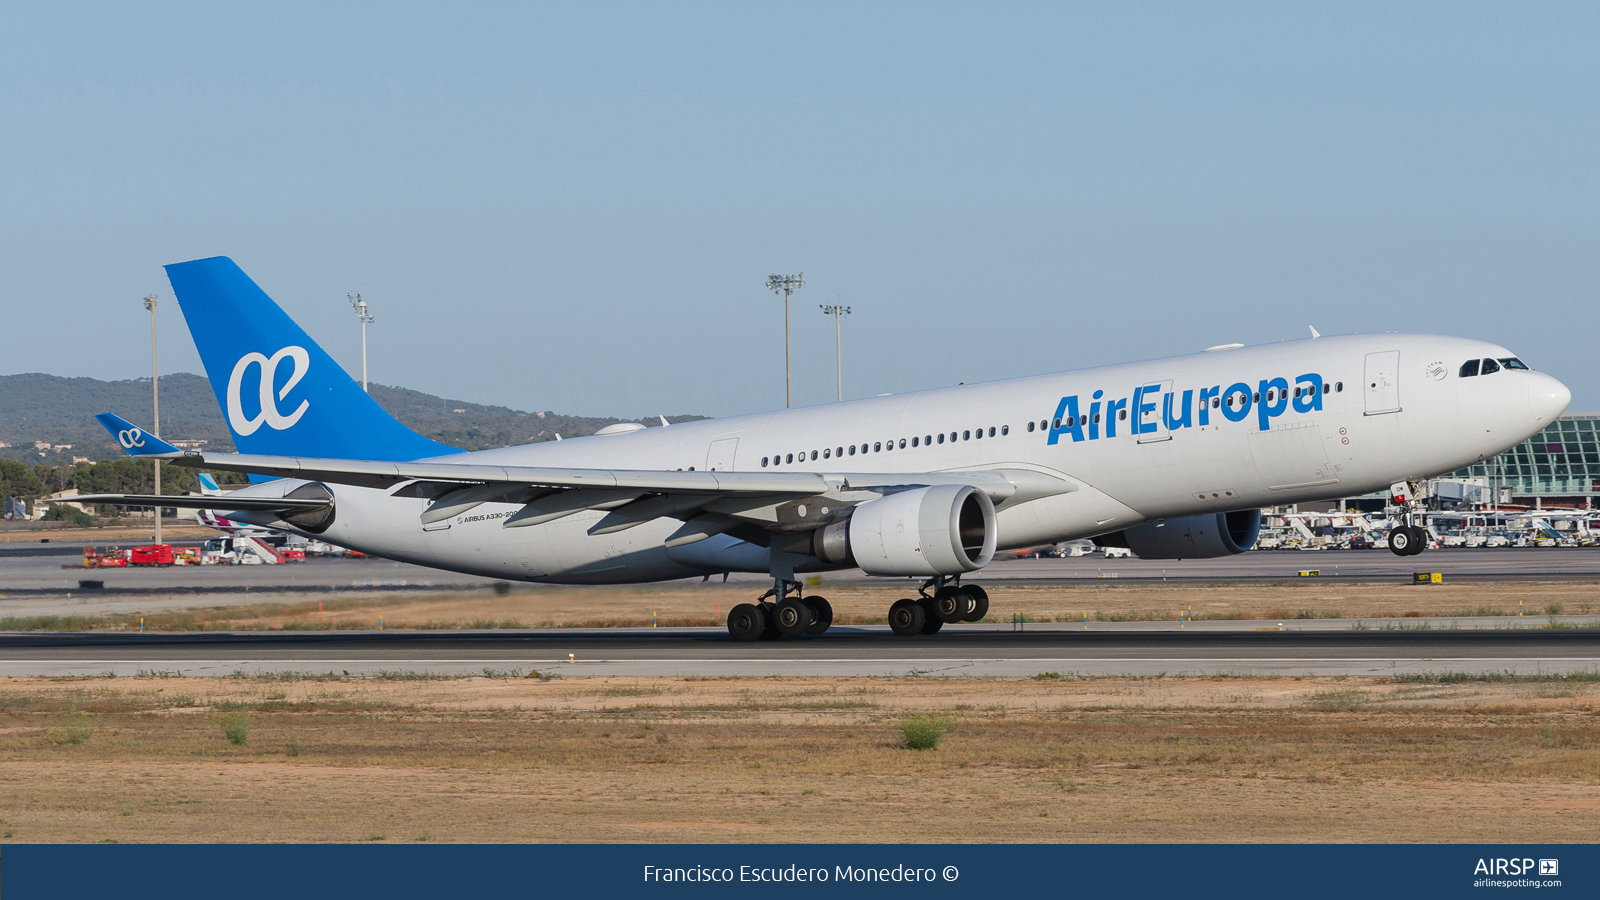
xmin=6 ymin=623 xmax=1597 ymax=678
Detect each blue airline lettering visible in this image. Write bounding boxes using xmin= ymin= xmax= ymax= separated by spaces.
xmin=1047 ymin=372 xmax=1323 ymax=444
xmin=1256 ymin=376 xmax=1289 ymax=431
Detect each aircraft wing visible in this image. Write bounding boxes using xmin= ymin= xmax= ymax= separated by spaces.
xmin=50 ymin=493 xmax=334 ymax=513
xmin=93 ymin=413 xmax=1075 ymax=541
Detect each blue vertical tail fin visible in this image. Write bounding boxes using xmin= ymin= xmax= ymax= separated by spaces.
xmin=164 ymin=257 xmax=460 ymax=461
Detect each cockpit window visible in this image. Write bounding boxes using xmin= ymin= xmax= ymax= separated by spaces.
xmin=1459 ymin=359 xmax=1480 ymax=378
xmin=1480 ymin=358 xmax=1501 ymax=375
xmin=1499 ymin=357 xmax=1530 ymax=370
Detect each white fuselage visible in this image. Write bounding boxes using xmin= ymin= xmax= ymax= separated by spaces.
xmin=235 ymin=333 xmax=1569 ymax=584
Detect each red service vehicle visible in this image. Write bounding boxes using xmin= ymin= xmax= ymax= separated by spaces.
xmin=127 ymin=544 xmax=176 ymax=567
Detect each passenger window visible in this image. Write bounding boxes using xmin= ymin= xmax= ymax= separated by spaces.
xmin=1093 ymin=414 xmax=1101 ymax=424
xmin=988 ymin=427 xmax=996 ymax=437
xmin=924 ymin=435 xmax=931 ymax=445
xmin=1001 ymin=425 xmax=1008 ymax=435
xmin=785 ymin=453 xmax=793 ymax=464
xmin=950 ymin=432 xmax=957 ymax=443
xmin=823 ymin=448 xmax=830 ymax=459
xmin=899 ymin=438 xmax=906 ymax=449
xmin=1499 ymin=357 xmax=1529 ymax=370
xmin=1118 ymin=409 xmax=1126 ymax=421
xmin=836 ymin=447 xmax=843 ymax=457
xmin=811 ymin=450 xmax=818 ymax=461
xmin=848 ymin=445 xmax=856 ymax=455
xmin=1028 ymin=422 xmax=1035 ymax=432
xmin=937 ymin=433 xmax=945 ymax=444
xmin=974 ymin=428 xmax=982 ymax=440
xmin=1481 ymin=358 xmax=1501 ymax=374
xmin=911 ymin=437 xmax=919 ymax=447
xmin=1213 ymin=397 xmax=1221 ymax=408
xmin=1459 ymin=359 xmax=1480 ymax=377
xmin=874 ymin=442 xmax=881 ymax=452
xmin=761 ymin=457 xmax=769 ymax=467
xmin=1335 ymin=382 xmax=1343 ymax=392
xmin=1053 ymin=418 xmax=1061 ymax=429
xmin=962 ymin=430 xmax=970 ymax=440
xmin=1322 ymin=383 xmax=1330 ymax=394
xmin=1252 ymin=392 xmax=1260 ymax=403
xmin=1039 ymin=420 xmax=1047 ymax=432
xmin=1067 ymin=416 xmax=1075 ymax=426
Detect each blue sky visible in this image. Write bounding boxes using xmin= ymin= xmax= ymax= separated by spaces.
xmin=3 ymin=3 xmax=1596 ymax=416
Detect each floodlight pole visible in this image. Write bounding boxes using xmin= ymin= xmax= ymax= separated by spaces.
xmin=766 ymin=274 xmax=804 ymax=408
xmin=143 ymin=294 xmax=161 ymax=546
xmin=820 ymin=303 xmax=851 ymax=402
xmin=348 ymin=293 xmax=374 ymax=391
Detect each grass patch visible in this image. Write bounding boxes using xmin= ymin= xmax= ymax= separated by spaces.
xmin=218 ymin=710 xmax=250 ymax=746
xmin=51 ymin=718 xmax=95 ymax=746
xmin=1303 ymin=689 xmax=1367 ymax=712
xmin=898 ymin=713 xmax=954 ymax=750
xmin=1391 ymin=671 xmax=1600 ymax=684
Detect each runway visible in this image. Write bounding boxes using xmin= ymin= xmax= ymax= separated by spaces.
xmin=6 ymin=623 xmax=1597 ymax=678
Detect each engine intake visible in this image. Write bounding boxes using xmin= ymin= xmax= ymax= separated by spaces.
xmin=813 ymin=484 xmax=997 ymax=576
xmin=1095 ymin=509 xmax=1260 ymax=559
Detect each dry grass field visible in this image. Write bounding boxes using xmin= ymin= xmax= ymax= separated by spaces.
xmin=10 ymin=579 xmax=1599 ymax=632
xmin=2 ymin=673 xmax=1597 ymax=843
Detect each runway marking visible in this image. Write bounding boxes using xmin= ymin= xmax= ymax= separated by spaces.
xmin=26 ymin=657 xmax=1600 ymax=664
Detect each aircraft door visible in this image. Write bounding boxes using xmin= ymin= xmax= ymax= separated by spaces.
xmin=1364 ymin=351 xmax=1401 ymax=415
xmin=1135 ymin=380 xmax=1173 ymax=443
xmin=706 ymin=438 xmax=739 ymax=471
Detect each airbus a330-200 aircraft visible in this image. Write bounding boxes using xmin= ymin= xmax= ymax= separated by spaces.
xmin=73 ymin=257 xmax=1571 ymax=641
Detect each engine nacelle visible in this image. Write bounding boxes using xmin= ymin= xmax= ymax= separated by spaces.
xmin=1095 ymin=509 xmax=1260 ymax=559
xmin=813 ymin=484 xmax=997 ymax=576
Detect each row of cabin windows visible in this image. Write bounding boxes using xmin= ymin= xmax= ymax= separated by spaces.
xmin=1460 ymin=357 xmax=1529 ymax=377
xmin=761 ymin=425 xmax=1011 ymax=467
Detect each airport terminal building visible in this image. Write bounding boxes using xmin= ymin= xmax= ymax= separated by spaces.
xmin=1447 ymin=412 xmax=1600 ymax=509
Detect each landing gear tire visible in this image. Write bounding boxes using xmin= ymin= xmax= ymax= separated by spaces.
xmin=917 ymin=597 xmax=944 ymax=634
xmin=1388 ymin=527 xmax=1414 ymax=556
xmin=804 ymin=596 xmax=833 ymax=636
xmin=888 ymin=598 xmax=926 ymax=636
xmin=1406 ymin=526 xmax=1428 ymax=555
xmin=773 ymin=596 xmax=812 ymax=637
xmin=931 ymin=586 xmax=967 ymax=624
xmin=727 ymin=603 xmax=765 ymax=643
xmin=959 ymin=585 xmax=990 ymax=623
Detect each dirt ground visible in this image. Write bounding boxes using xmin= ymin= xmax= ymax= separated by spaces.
xmin=2 ymin=674 xmax=1597 ymax=843
xmin=15 ymin=579 xmax=1600 ymax=631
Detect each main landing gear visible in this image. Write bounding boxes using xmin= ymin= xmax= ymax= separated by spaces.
xmin=726 ymin=580 xmax=834 ymax=642
xmin=887 ymin=576 xmax=988 ymax=637
xmin=724 ymin=575 xmax=989 ymax=641
xmin=1387 ymin=525 xmax=1428 ymax=556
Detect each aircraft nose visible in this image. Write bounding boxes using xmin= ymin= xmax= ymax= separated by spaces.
xmin=1527 ymin=372 xmax=1572 ymax=424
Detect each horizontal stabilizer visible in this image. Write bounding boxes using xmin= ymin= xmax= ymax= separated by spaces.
xmin=52 ymin=494 xmax=332 ymax=513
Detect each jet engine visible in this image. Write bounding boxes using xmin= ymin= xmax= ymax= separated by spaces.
xmin=813 ymin=484 xmax=997 ymax=576
xmin=1094 ymin=509 xmax=1260 ymax=559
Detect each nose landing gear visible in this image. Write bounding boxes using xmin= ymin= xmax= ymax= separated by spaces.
xmin=1387 ymin=478 xmax=1429 ymax=557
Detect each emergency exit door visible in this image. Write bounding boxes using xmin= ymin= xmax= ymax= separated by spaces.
xmin=1363 ymin=351 xmax=1401 ymax=415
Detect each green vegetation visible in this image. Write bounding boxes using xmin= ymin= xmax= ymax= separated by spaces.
xmin=898 ymin=713 xmax=954 ymax=750
xmin=218 ymin=710 xmax=250 ymax=746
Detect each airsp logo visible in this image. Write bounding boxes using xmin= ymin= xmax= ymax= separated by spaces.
xmin=227 ymin=346 xmax=311 ymax=436
xmin=117 ymin=427 xmax=145 ymax=449
xmin=1424 ymin=360 xmax=1448 ymax=381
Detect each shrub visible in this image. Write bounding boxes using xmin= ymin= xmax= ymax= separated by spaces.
xmin=219 ymin=710 xmax=250 ymax=746
xmin=899 ymin=714 xmax=953 ymax=750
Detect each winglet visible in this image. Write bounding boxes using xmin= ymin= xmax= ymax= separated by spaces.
xmin=1308 ymin=325 xmax=1321 ymax=339
xmin=94 ymin=414 xmax=186 ymax=459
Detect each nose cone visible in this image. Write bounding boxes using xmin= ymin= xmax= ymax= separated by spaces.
xmin=1528 ymin=373 xmax=1572 ymax=424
